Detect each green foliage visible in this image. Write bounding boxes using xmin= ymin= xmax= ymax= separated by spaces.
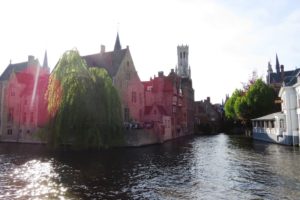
xmin=246 ymin=79 xmax=277 ymax=118
xmin=46 ymin=50 xmax=124 ymax=149
xmin=224 ymin=79 xmax=277 ymax=122
xmin=224 ymin=89 xmax=243 ymax=119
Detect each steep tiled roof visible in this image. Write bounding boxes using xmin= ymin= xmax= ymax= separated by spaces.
xmin=284 ymin=69 xmax=300 ymax=86
xmin=82 ymin=49 xmax=127 ymax=77
xmin=270 ymin=69 xmax=300 ymax=86
xmin=0 ymin=62 xmax=28 ymax=81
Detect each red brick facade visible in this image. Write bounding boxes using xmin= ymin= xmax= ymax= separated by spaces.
xmin=142 ymin=69 xmax=194 ymax=139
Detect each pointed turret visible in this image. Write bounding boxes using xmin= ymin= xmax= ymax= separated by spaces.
xmin=43 ymin=50 xmax=48 ymax=68
xmin=267 ymin=61 xmax=273 ymax=73
xmin=276 ymin=53 xmax=280 ymax=74
xmin=114 ymin=33 xmax=121 ymax=51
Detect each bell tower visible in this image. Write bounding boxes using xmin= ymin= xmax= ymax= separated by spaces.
xmin=176 ymin=45 xmax=190 ymax=78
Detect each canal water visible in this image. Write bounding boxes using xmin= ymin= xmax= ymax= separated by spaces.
xmin=1 ymin=134 xmax=300 ymax=199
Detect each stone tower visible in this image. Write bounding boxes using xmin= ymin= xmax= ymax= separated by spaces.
xmin=176 ymin=45 xmax=190 ymax=78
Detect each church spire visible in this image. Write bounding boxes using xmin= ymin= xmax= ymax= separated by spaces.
xmin=43 ymin=50 xmax=48 ymax=68
xmin=114 ymin=32 xmax=121 ymax=51
xmin=276 ymin=53 xmax=280 ymax=74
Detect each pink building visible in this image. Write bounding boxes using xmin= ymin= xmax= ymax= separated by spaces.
xmin=0 ymin=53 xmax=50 ymax=142
xmin=142 ymin=69 xmax=194 ymax=140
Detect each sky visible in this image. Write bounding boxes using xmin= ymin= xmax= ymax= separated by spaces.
xmin=1 ymin=0 xmax=300 ymax=104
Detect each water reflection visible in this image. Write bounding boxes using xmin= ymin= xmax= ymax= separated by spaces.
xmin=1 ymin=134 xmax=300 ymax=199
xmin=1 ymin=158 xmax=67 ymax=199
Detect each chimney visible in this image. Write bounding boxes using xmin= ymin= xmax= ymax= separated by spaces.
xmin=281 ymin=65 xmax=284 ymax=81
xmin=158 ymin=71 xmax=164 ymax=77
xmin=100 ymin=45 xmax=105 ymax=53
xmin=207 ymin=97 xmax=210 ymax=103
xmin=28 ymin=55 xmax=35 ymax=66
xmin=171 ymin=69 xmax=174 ymax=73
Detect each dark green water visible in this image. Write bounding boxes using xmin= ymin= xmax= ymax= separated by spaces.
xmin=1 ymin=134 xmax=300 ymax=199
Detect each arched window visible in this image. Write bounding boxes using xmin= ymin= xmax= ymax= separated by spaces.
xmin=180 ymin=52 xmax=182 ymax=59
xmin=183 ymin=52 xmax=185 ymax=58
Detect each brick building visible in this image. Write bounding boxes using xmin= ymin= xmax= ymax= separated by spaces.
xmin=194 ymin=97 xmax=222 ymax=133
xmin=0 ymin=53 xmax=50 ymax=142
xmin=82 ymin=33 xmax=144 ymax=123
xmin=142 ymin=45 xmax=194 ymax=140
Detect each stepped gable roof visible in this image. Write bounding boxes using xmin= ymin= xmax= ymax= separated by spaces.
xmin=145 ymin=76 xmax=174 ymax=93
xmin=0 ymin=62 xmax=28 ymax=81
xmin=82 ymin=49 xmax=127 ymax=77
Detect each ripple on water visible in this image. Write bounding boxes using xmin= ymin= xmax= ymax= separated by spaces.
xmin=1 ymin=134 xmax=300 ymax=199
xmin=0 ymin=158 xmax=68 ymax=199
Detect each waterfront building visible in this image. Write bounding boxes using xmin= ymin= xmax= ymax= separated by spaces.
xmin=143 ymin=70 xmax=182 ymax=140
xmin=142 ymin=45 xmax=194 ymax=141
xmin=0 ymin=53 xmax=50 ymax=142
xmin=82 ymin=33 xmax=145 ymax=123
xmin=194 ymin=97 xmax=222 ymax=133
xmin=252 ymin=75 xmax=300 ymax=145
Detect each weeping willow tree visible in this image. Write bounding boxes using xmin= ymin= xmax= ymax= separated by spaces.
xmin=46 ymin=50 xmax=124 ymax=149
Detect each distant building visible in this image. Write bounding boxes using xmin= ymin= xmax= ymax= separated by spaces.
xmin=266 ymin=54 xmax=300 ymax=92
xmin=194 ymin=97 xmax=222 ymax=133
xmin=82 ymin=33 xmax=145 ymax=123
xmin=0 ymin=52 xmax=50 ymax=142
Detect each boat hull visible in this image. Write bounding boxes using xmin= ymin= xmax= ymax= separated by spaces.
xmin=252 ymin=131 xmax=299 ymax=145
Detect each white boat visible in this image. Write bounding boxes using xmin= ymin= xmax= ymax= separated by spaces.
xmin=252 ymin=112 xmax=298 ymax=145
